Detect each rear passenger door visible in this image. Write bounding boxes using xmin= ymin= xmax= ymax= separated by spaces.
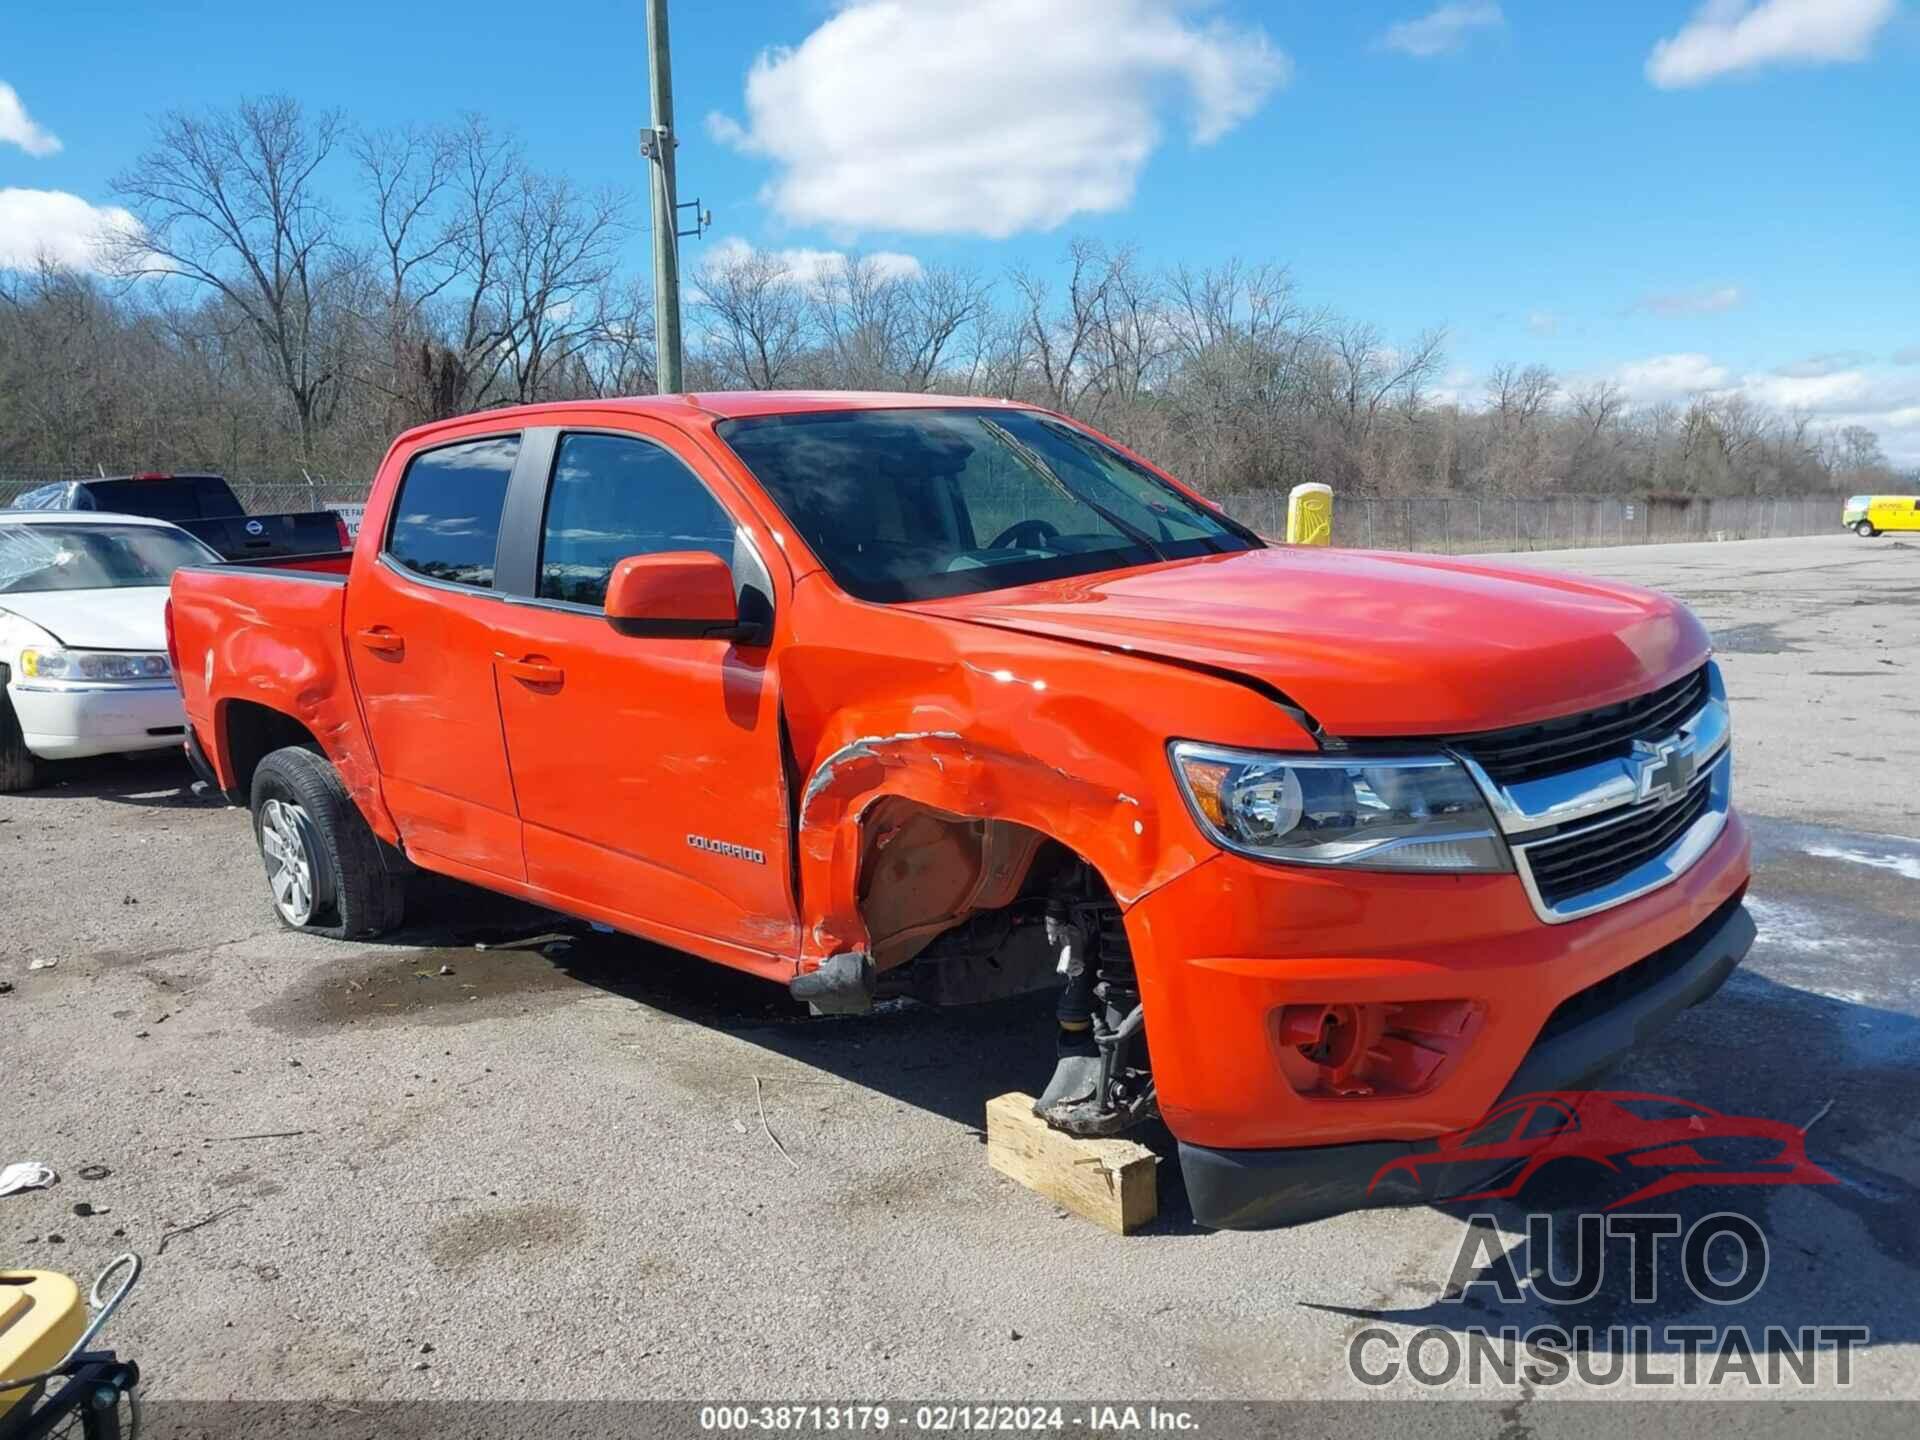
xmin=487 ymin=425 xmax=798 ymax=960
xmin=344 ymin=433 xmax=526 ymax=881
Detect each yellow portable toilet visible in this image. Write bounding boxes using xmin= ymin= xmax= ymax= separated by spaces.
xmin=1287 ymin=483 xmax=1333 ymax=545
xmin=0 ymin=1269 xmax=85 ymax=1415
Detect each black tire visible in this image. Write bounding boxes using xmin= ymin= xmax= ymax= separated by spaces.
xmin=1855 ymin=520 xmax=1877 ymax=538
xmin=0 ymin=690 xmax=41 ymax=794
xmin=250 ymin=745 xmax=405 ymax=938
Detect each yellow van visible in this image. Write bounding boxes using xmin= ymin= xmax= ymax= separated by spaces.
xmin=1843 ymin=495 xmax=1920 ymax=537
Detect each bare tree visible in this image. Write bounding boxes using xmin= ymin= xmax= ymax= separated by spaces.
xmin=695 ymin=246 xmax=809 ymax=389
xmin=496 ymin=172 xmax=629 ymax=403
xmin=896 ymin=265 xmax=992 ymax=392
xmin=1010 ymin=239 xmax=1122 ymax=412
xmin=111 ymin=95 xmax=348 ymax=459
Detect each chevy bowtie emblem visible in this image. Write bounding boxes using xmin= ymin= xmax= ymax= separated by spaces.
xmin=1632 ymin=736 xmax=1697 ymax=805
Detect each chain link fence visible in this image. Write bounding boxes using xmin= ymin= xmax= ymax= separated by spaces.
xmin=2 ymin=465 xmax=1842 ymax=555
xmin=0 ymin=465 xmax=359 ymax=516
xmin=1218 ymin=492 xmax=1843 ymax=553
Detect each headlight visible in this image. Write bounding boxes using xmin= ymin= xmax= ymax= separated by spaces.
xmin=1170 ymin=742 xmax=1511 ymax=872
xmin=18 ymin=647 xmax=173 ymax=683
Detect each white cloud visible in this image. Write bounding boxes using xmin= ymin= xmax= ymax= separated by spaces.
xmin=1379 ymin=3 xmax=1505 ymax=59
xmin=708 ymin=0 xmax=1289 ymax=239
xmin=700 ymin=236 xmax=922 ymax=290
xmin=0 ymin=188 xmax=139 ymax=272
xmin=0 ymin=82 xmax=61 ymax=156
xmin=1525 ymin=309 xmax=1559 ymax=338
xmin=1634 ymin=284 xmax=1745 ymax=316
xmin=1595 ymin=351 xmax=1920 ymax=466
xmin=1607 ymin=353 xmax=1733 ymax=406
xmin=1773 ymin=351 xmax=1870 ymax=379
xmin=1647 ymin=0 xmax=1898 ymax=88
xmin=1892 ymin=345 xmax=1920 ymax=367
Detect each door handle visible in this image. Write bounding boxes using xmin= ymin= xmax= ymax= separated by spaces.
xmin=500 ymin=655 xmax=564 ymax=686
xmin=357 ymin=627 xmax=404 ymax=655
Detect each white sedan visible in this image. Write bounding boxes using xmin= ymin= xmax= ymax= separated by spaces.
xmin=0 ymin=511 xmax=221 ymax=791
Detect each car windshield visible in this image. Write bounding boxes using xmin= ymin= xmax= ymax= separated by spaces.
xmin=716 ymin=407 xmax=1260 ymax=602
xmin=0 ymin=523 xmax=217 ymax=593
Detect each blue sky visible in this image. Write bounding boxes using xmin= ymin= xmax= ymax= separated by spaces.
xmin=3 ymin=1 xmax=1917 ymax=459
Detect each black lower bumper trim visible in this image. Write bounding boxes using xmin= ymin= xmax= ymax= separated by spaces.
xmin=1177 ymin=893 xmax=1755 ymax=1230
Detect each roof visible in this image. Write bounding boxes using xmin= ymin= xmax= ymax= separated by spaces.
xmin=1 ymin=509 xmax=196 ymax=530
xmin=661 ymin=390 xmax=1028 ymax=420
xmin=411 ymin=389 xmax=1028 ymax=434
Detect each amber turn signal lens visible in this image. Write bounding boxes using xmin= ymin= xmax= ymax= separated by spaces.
xmin=1179 ymin=758 xmax=1232 ymax=828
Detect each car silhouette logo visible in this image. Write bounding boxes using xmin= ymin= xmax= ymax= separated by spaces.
xmin=1632 ymin=737 xmax=1696 ymax=805
xmin=1367 ymin=1090 xmax=1834 ymax=1210
xmin=245 ymin=519 xmax=265 ymax=536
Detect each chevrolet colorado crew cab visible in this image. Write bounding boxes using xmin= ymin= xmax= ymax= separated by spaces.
xmin=167 ymin=393 xmax=1753 ymax=1228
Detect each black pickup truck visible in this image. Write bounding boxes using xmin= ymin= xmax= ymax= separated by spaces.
xmin=8 ymin=473 xmax=348 ymax=560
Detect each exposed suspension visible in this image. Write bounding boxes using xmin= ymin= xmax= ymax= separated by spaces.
xmin=1033 ymin=880 xmax=1156 ymax=1137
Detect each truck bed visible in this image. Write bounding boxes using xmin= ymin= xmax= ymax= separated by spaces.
xmin=168 ymin=559 xmax=392 ymax=838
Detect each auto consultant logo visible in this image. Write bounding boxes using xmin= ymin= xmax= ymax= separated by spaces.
xmin=1342 ymin=1090 xmax=1861 ymax=1391
xmin=1366 ymin=1090 xmax=1835 ymax=1210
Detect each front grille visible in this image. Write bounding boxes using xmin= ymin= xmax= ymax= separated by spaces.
xmin=1449 ymin=667 xmax=1709 ymax=786
xmin=1522 ymin=774 xmax=1713 ymax=909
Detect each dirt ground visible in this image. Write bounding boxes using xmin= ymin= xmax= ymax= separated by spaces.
xmin=2 ymin=532 xmax=1916 ymax=1414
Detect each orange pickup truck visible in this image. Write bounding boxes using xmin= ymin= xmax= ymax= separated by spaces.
xmin=167 ymin=392 xmax=1752 ymax=1227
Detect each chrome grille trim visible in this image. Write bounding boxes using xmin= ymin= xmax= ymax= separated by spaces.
xmin=1451 ymin=661 xmax=1733 ymax=924
xmin=1508 ymin=751 xmax=1731 ymax=924
xmin=1456 ymin=662 xmax=1729 ymax=838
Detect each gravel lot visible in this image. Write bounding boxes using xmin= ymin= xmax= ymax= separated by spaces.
xmin=3 ymin=532 xmax=1916 ymax=1411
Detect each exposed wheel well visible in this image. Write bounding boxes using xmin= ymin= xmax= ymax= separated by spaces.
xmin=854 ymin=799 xmax=1125 ymax=971
xmin=221 ymin=701 xmax=323 ymax=799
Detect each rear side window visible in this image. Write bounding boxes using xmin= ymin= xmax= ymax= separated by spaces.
xmin=537 ymin=433 xmax=736 ymax=607
xmin=89 ymin=478 xmax=240 ymax=521
xmin=386 ymin=436 xmax=519 ymax=589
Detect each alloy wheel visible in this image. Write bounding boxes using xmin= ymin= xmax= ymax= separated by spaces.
xmin=260 ymin=798 xmax=318 ymax=926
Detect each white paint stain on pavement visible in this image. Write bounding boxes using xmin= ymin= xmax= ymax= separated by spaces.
xmin=1803 ymin=844 xmax=1920 ymax=883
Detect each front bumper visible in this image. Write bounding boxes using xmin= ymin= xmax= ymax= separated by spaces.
xmin=1177 ymin=891 xmax=1754 ymax=1228
xmin=8 ymin=680 xmax=187 ymax=759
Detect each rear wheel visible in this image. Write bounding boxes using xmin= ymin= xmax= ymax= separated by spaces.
xmin=250 ymin=746 xmax=405 ymax=938
xmin=0 ymin=691 xmax=41 ymax=794
xmin=1855 ymin=520 xmax=1877 ymax=537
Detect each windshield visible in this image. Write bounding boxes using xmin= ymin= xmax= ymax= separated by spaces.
xmin=0 ymin=523 xmax=218 ymax=594
xmin=716 ymin=407 xmax=1260 ymax=602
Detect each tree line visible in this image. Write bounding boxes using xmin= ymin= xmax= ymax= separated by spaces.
xmin=0 ymin=95 xmax=1904 ymax=500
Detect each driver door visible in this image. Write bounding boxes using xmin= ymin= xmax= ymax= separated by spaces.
xmin=488 ymin=424 xmax=798 ymax=959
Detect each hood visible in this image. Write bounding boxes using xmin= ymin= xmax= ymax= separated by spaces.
xmin=0 ymin=585 xmax=169 ymax=652
xmin=909 ymin=547 xmax=1710 ymax=738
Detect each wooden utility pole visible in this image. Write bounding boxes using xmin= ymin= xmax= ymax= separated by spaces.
xmin=644 ymin=0 xmax=684 ymax=392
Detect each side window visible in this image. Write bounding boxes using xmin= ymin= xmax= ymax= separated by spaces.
xmin=385 ymin=435 xmax=519 ymax=589
xmin=537 ymin=432 xmax=737 ymax=608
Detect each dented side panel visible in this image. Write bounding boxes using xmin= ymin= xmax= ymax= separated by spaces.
xmin=171 ymin=568 xmax=400 ymax=844
xmin=777 ymin=572 xmax=1317 ymax=968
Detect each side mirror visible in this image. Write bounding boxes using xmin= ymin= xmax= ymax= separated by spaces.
xmin=604 ymin=551 xmax=756 ymax=641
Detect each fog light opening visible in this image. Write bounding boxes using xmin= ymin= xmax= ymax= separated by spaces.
xmin=1275 ymin=998 xmax=1486 ymax=1099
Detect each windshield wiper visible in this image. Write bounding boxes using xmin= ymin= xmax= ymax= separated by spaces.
xmin=978 ymin=419 xmax=1167 ymax=561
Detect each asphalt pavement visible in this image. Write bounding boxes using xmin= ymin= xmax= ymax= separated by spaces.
xmin=2 ymin=531 xmax=1915 ymax=1412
